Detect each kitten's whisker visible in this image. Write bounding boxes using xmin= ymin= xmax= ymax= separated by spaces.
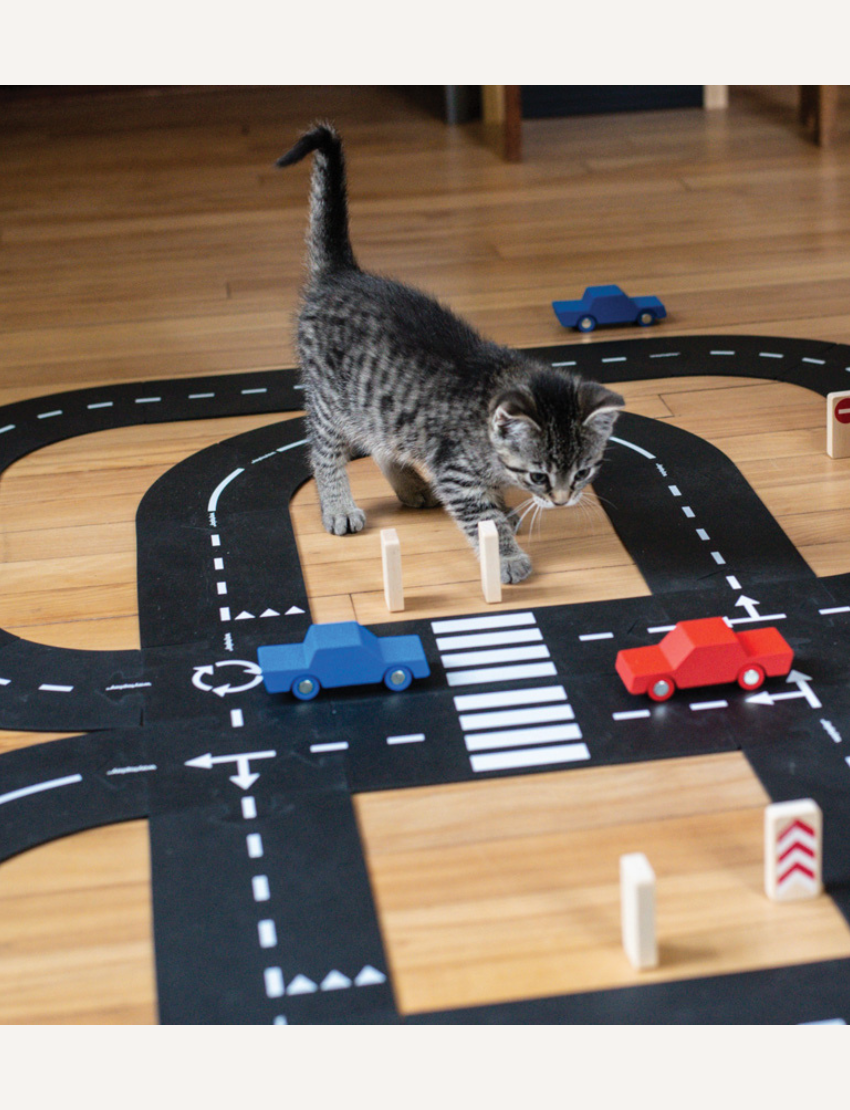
xmin=514 ymin=499 xmax=537 ymax=533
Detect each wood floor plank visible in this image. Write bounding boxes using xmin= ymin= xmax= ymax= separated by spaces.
xmin=3 ymin=84 xmax=850 ymax=1023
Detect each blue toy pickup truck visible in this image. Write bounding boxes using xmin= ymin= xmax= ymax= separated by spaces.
xmin=552 ymin=284 xmax=666 ymax=332
xmin=258 ymin=621 xmax=430 ymax=700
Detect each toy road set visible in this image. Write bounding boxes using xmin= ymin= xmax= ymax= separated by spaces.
xmin=3 ymin=333 xmax=850 ymax=1023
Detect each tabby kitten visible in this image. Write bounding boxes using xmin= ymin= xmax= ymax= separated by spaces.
xmin=277 ymin=123 xmax=624 ymax=584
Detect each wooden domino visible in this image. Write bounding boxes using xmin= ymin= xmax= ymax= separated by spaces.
xmin=380 ymin=528 xmax=404 ymax=612
xmin=620 ymin=852 xmax=658 ymax=970
xmin=827 ymin=390 xmax=850 ymax=458
xmin=765 ymin=798 xmax=823 ymax=901
xmin=478 ymin=520 xmax=501 ymax=603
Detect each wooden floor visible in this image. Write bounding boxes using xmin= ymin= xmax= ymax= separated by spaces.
xmin=2 ymin=85 xmax=850 ymax=1023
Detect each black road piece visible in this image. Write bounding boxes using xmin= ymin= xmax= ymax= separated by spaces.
xmin=3 ymin=337 xmax=850 ymax=1023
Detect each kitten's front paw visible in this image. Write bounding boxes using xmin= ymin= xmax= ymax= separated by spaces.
xmin=323 ymin=508 xmax=366 ymax=536
xmin=501 ymin=551 xmax=532 ymax=584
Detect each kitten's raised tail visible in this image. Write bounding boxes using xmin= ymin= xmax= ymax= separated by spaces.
xmin=276 ymin=123 xmax=358 ymax=279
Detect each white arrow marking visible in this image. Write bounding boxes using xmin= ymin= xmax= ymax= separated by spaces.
xmin=735 ymin=594 xmax=761 ymax=620
xmin=193 ymin=660 xmax=264 ymax=697
xmin=192 ymin=665 xmax=215 ymax=692
xmin=185 ymin=749 xmax=276 ymax=790
xmin=747 ymin=670 xmax=822 ymax=709
xmin=0 ymin=773 xmax=82 ymax=807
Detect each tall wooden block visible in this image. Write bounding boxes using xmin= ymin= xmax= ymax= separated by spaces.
xmin=827 ymin=391 xmax=850 ymax=458
xmin=380 ymin=528 xmax=404 ymax=612
xmin=478 ymin=520 xmax=501 ymax=603
xmin=620 ymin=852 xmax=658 ymax=970
xmin=765 ymin=798 xmax=823 ymax=902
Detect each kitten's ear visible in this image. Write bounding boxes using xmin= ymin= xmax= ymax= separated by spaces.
xmin=580 ymin=382 xmax=625 ymax=435
xmin=490 ymin=390 xmax=541 ymax=436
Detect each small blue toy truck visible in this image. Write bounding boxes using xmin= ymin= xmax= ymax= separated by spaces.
xmin=552 ymin=284 xmax=666 ymax=332
xmin=258 ymin=621 xmax=430 ymax=700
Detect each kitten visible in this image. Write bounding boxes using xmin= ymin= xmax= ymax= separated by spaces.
xmin=277 ymin=123 xmax=624 ymax=584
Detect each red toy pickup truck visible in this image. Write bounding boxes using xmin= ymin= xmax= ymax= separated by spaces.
xmin=616 ymin=617 xmax=794 ymax=702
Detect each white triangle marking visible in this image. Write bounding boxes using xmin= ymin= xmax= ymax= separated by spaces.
xmin=260 ymin=608 xmax=280 ymax=618
xmin=320 ymin=969 xmax=352 ymax=991
xmin=235 ymin=611 xmax=256 ymax=621
xmin=354 ymin=965 xmax=386 ymax=987
xmin=285 ymin=606 xmax=305 ymax=615
xmin=287 ymin=974 xmax=318 ymax=995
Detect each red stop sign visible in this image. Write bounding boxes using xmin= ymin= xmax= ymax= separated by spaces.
xmin=835 ymin=398 xmax=850 ymax=424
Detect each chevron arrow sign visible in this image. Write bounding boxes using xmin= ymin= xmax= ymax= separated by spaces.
xmin=765 ymin=798 xmax=823 ymax=901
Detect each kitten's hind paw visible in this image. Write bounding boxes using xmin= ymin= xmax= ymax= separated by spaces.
xmin=323 ymin=508 xmax=366 ymax=536
xmin=501 ymin=551 xmax=532 ymax=584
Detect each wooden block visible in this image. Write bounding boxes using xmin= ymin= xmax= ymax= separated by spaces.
xmin=826 ymin=391 xmax=850 ymax=458
xmin=765 ymin=798 xmax=823 ymax=902
xmin=478 ymin=520 xmax=501 ymax=604
xmin=380 ymin=528 xmax=404 ymax=612
xmin=620 ymin=852 xmax=658 ymax=970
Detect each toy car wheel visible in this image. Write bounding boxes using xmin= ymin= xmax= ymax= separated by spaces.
xmin=637 ymin=310 xmax=656 ymax=326
xmin=647 ymin=676 xmax=675 ymax=702
xmin=383 ymin=665 xmax=413 ymax=692
xmin=291 ymin=674 xmax=321 ymax=700
xmin=737 ymin=664 xmax=765 ymax=691
xmin=577 ymin=315 xmax=597 ymax=333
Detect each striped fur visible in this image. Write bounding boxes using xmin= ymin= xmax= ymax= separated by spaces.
xmin=277 ymin=124 xmax=624 ymax=583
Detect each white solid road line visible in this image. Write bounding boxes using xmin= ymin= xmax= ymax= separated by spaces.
xmin=207 ymin=468 xmax=245 ymax=513
xmin=453 ymin=686 xmax=567 ymax=712
xmin=465 ymin=723 xmax=583 ymax=752
xmin=609 ymin=436 xmax=655 ymax=460
xmin=470 ymin=742 xmax=590 ymax=773
xmin=432 ymin=612 xmax=536 ymax=634
xmin=0 ymin=773 xmax=83 ymax=807
xmin=435 ymin=628 xmax=543 ymax=651
xmin=459 ymin=704 xmax=575 ymax=732
xmin=446 ymin=662 xmax=557 ymax=687
xmin=440 ymin=645 xmax=550 ymax=669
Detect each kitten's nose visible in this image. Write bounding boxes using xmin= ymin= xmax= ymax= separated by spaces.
xmin=551 ymin=491 xmax=571 ymax=506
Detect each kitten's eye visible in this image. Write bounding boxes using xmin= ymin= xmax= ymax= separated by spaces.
xmin=574 ymin=467 xmax=591 ymax=482
xmin=529 ymin=471 xmax=548 ymax=486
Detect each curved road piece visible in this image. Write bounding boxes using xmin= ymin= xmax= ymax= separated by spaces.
xmin=3 ymin=336 xmax=850 ymax=1023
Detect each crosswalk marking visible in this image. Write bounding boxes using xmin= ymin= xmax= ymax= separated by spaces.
xmin=432 ymin=613 xmax=589 ymax=775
